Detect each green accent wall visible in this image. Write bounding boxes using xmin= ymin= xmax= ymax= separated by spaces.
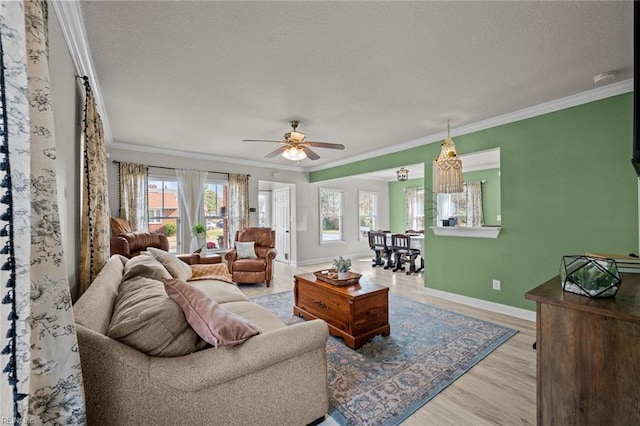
xmin=388 ymin=177 xmax=425 ymax=233
xmin=310 ymin=94 xmax=638 ymax=311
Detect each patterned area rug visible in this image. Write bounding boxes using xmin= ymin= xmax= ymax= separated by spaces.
xmin=252 ymin=291 xmax=518 ymax=426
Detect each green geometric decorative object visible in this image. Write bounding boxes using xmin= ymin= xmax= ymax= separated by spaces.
xmin=560 ymin=255 xmax=621 ymax=298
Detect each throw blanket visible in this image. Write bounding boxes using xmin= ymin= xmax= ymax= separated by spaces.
xmin=188 ymin=263 xmax=235 ymax=284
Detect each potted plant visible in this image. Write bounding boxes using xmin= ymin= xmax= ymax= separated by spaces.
xmin=192 ymin=224 xmax=206 ymax=249
xmin=332 ymin=256 xmax=352 ymax=280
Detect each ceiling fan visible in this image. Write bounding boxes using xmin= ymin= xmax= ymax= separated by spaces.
xmin=243 ymin=120 xmax=345 ymax=161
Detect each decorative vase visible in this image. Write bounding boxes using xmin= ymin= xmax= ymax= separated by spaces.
xmin=560 ymin=255 xmax=621 ymax=298
xmin=338 ymin=271 xmax=348 ymax=280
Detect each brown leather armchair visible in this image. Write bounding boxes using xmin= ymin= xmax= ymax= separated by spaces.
xmin=110 ymin=232 xmax=169 ymax=258
xmin=225 ymin=227 xmax=277 ymax=287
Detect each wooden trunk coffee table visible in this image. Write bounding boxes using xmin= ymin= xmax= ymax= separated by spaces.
xmin=293 ymin=272 xmax=390 ymax=350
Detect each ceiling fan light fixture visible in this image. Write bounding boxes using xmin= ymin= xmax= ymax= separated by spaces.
xmin=281 ymin=146 xmax=307 ymax=161
xmin=288 ymin=131 xmax=306 ymax=143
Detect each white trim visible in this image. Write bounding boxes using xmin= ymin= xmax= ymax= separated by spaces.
xmin=423 ymin=287 xmax=536 ymax=322
xmin=310 ymin=79 xmax=633 ymax=173
xmin=50 ymin=0 xmax=632 ymax=175
xmin=109 ymin=141 xmax=306 ymax=173
xmin=430 ymin=226 xmax=501 ymax=238
xmin=50 ymin=0 xmax=113 ymax=143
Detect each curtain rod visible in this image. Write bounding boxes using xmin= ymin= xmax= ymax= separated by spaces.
xmin=463 ymin=179 xmax=486 ymax=185
xmin=111 ymin=160 xmax=251 ymax=177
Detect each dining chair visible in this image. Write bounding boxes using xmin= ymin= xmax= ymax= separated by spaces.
xmin=370 ymin=231 xmax=393 ymax=269
xmin=391 ymin=233 xmax=421 ymax=275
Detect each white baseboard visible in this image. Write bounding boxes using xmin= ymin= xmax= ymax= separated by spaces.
xmin=422 ymin=287 xmax=536 ymax=322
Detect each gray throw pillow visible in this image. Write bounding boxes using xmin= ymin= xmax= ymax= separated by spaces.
xmin=235 ymin=241 xmax=257 ymax=259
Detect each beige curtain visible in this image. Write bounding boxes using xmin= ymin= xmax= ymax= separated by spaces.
xmin=78 ymin=78 xmax=110 ymax=295
xmin=119 ymin=162 xmax=148 ymax=231
xmin=228 ymin=173 xmax=249 ymax=246
xmin=405 ymin=187 xmax=424 ymax=231
xmin=176 ymin=168 xmax=208 ymax=253
xmin=0 ymin=0 xmax=86 ymax=421
xmin=466 ymin=181 xmax=484 ymax=227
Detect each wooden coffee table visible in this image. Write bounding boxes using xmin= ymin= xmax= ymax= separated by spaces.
xmin=293 ymin=272 xmax=390 ymax=349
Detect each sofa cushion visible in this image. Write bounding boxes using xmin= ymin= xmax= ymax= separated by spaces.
xmin=231 ymin=258 xmax=267 ymax=272
xmin=220 ymin=301 xmax=286 ymax=333
xmin=107 ymin=276 xmax=208 ymax=357
xmin=122 ymin=254 xmax=172 ymax=282
xmin=235 ymin=241 xmax=257 ymax=259
xmin=148 ymin=247 xmax=193 ymax=281
xmin=164 ymin=278 xmax=261 ymax=348
xmin=189 ymin=280 xmax=250 ymax=304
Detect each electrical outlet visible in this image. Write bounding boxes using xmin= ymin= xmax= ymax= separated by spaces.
xmin=492 ymin=279 xmax=501 ymax=291
xmin=497 ymin=214 xmax=501 ymax=222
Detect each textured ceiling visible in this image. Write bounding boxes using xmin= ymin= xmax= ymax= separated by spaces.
xmin=80 ymin=1 xmax=633 ymax=171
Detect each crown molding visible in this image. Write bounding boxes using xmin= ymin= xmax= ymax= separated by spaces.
xmin=50 ymin=0 xmax=113 ymax=143
xmin=49 ymin=0 xmax=632 ymax=172
xmin=310 ymin=79 xmax=634 ymax=173
xmin=108 ymin=141 xmax=307 ymax=173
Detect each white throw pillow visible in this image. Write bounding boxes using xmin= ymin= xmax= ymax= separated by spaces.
xmin=235 ymin=241 xmax=257 ymax=259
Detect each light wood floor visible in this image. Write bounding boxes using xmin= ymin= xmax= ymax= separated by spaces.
xmin=240 ymin=257 xmax=537 ymax=426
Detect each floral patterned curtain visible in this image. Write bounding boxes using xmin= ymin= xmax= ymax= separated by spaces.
xmin=0 ymin=0 xmax=85 ymax=422
xmin=119 ymin=162 xmax=148 ymax=232
xmin=228 ymin=173 xmax=249 ymax=246
xmin=466 ymin=181 xmax=484 ymax=228
xmin=78 ymin=77 xmax=110 ymax=296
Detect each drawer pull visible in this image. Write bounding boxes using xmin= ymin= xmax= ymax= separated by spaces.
xmin=312 ymin=299 xmax=329 ymax=310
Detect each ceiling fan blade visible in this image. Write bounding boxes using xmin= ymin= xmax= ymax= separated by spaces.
xmin=302 ymin=146 xmax=321 ymax=160
xmin=243 ymin=139 xmax=283 ymax=143
xmin=305 ymin=141 xmax=345 ymax=150
xmin=265 ymin=146 xmax=288 ymax=158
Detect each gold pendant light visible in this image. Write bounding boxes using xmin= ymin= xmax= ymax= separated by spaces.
xmin=433 ymin=122 xmax=463 ymax=193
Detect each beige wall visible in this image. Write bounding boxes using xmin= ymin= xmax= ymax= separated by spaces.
xmin=49 ymin=11 xmax=83 ymax=300
xmin=48 ymin=6 xmax=389 ymax=280
xmin=107 ymin=147 xmax=389 ymax=266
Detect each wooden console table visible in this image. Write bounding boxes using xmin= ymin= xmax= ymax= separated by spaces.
xmin=293 ymin=272 xmax=390 ymax=350
xmin=525 ymin=273 xmax=640 ymax=425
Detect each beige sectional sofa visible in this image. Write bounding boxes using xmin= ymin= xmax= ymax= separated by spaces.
xmin=74 ymin=255 xmax=329 ymax=425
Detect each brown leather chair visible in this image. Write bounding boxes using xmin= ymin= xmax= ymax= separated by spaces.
xmin=225 ymin=227 xmax=277 ymax=287
xmin=109 ymin=217 xmax=170 ymax=258
xmin=110 ymin=232 xmax=169 ymax=258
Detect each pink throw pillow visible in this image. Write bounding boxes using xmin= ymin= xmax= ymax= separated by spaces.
xmin=163 ymin=278 xmax=260 ymax=348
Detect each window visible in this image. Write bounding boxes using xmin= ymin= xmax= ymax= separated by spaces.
xmin=258 ymin=190 xmax=271 ymax=227
xmin=437 ymin=192 xmax=467 ymax=227
xmin=147 ymin=175 xmax=230 ymax=252
xmin=358 ymin=191 xmax=378 ymax=240
xmin=405 ymin=187 xmax=425 ymax=231
xmin=148 ymin=177 xmax=180 ymax=252
xmin=148 ymin=209 xmax=162 ymax=224
xmin=436 ymin=182 xmax=484 ymax=228
xmin=203 ymin=181 xmax=228 ymax=250
xmin=320 ymin=188 xmax=343 ymax=242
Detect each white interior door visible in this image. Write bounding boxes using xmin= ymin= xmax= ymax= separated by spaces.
xmin=273 ymin=187 xmax=290 ymax=263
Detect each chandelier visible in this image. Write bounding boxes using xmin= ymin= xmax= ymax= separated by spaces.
xmin=396 ymin=167 xmax=409 ymax=181
xmin=433 ymin=122 xmax=463 ymax=193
